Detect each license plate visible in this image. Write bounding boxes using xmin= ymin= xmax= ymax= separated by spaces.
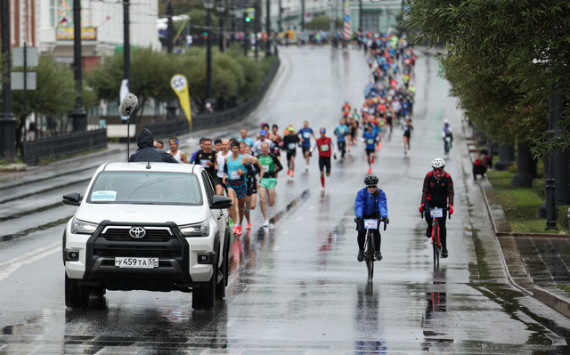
xmin=115 ymin=257 xmax=159 ymax=269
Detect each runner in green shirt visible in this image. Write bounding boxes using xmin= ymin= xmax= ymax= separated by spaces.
xmin=258 ymin=142 xmax=284 ymax=227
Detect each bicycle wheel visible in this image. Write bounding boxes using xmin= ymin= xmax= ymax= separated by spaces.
xmin=366 ymin=231 xmax=375 ymax=281
xmin=434 ymin=222 xmax=440 ymax=267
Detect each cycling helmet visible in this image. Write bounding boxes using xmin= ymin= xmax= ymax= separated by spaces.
xmin=364 ymin=175 xmax=379 ymax=186
xmin=443 ymin=119 xmax=449 ymax=124
xmin=431 ymin=157 xmax=446 ymax=169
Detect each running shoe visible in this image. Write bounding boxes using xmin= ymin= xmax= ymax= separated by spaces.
xmin=305 ymin=165 xmax=309 ymax=171
xmin=287 ymin=169 xmax=290 ymax=175
xmin=375 ymin=251 xmax=382 ymax=261
xmin=236 ymin=225 xmax=242 ymax=237
xmin=263 ymin=220 xmax=269 ymax=227
xmin=291 ymin=172 xmax=295 ymax=177
xmin=357 ymin=250 xmax=364 ymax=262
xmin=442 ymin=249 xmax=449 ymax=258
xmin=371 ymin=157 xmax=375 ymax=164
xmin=368 ymin=167 xmax=372 ymax=174
xmin=246 ymin=223 xmax=251 ymax=230
xmin=232 ymin=225 xmax=238 ymax=235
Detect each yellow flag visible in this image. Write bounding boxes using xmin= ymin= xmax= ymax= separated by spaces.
xmin=170 ymin=74 xmax=192 ymax=129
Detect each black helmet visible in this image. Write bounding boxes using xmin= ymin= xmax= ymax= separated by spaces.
xmin=364 ymin=175 xmax=378 ymax=186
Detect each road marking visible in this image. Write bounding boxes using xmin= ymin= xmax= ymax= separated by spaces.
xmin=0 ymin=241 xmax=60 ymax=282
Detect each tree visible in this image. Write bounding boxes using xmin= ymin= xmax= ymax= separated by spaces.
xmin=305 ymin=15 xmax=341 ymax=31
xmin=405 ymin=0 xmax=570 ymax=154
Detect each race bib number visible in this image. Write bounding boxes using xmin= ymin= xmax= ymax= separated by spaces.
xmin=364 ymin=219 xmax=378 ymax=229
xmin=288 ymin=143 xmax=296 ymax=150
xmin=200 ymin=159 xmax=210 ymax=167
xmin=430 ymin=208 xmax=443 ymax=218
xmin=303 ymin=132 xmax=310 ymax=138
xmin=230 ymin=171 xmax=239 ymax=180
xmin=262 ymin=165 xmax=269 ymax=172
xmin=92 ymin=190 xmax=117 ymax=202
xmin=320 ymin=145 xmax=329 ymax=152
xmin=367 ymin=139 xmax=374 ymax=145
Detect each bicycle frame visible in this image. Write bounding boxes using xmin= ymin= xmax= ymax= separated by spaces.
xmin=421 ymin=207 xmax=450 ymax=268
xmin=363 ymin=219 xmax=387 ymax=281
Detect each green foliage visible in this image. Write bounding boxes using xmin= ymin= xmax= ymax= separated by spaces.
xmin=87 ymin=46 xmax=270 ymax=112
xmin=488 ymin=170 xmax=568 ymax=233
xmin=10 ymin=56 xmax=75 ymax=116
xmin=305 ymin=15 xmax=339 ymax=31
xmin=532 ymin=178 xmax=546 ymax=200
xmin=186 ymin=9 xmax=219 ymax=36
xmin=558 ymin=205 xmax=570 ymax=230
xmin=405 ymin=0 xmax=570 ymax=153
xmin=506 ymin=163 xmax=517 ymax=174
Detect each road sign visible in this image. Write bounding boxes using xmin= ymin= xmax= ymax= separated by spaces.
xmin=13 ymin=47 xmax=39 ymax=67
xmin=11 ymin=72 xmax=37 ymax=90
xmin=343 ymin=14 xmax=350 ymax=22
xmin=403 ymin=5 xmax=411 ymax=12
xmin=248 ymin=7 xmax=255 ymax=19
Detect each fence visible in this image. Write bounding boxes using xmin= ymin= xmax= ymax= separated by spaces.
xmin=23 ymin=128 xmax=107 ymax=165
xmin=145 ymin=56 xmax=281 ymax=140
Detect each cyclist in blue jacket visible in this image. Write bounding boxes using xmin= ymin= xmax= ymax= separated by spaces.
xmin=354 ymin=175 xmax=389 ymax=262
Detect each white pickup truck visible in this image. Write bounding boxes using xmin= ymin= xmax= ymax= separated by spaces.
xmin=62 ymin=162 xmax=232 ymax=309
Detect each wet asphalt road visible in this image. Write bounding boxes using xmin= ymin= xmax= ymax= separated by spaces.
xmin=2 ymin=45 xmax=570 ymax=354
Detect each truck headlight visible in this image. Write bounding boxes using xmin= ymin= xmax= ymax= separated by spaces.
xmin=180 ymin=221 xmax=210 ymax=237
xmin=71 ymin=218 xmax=98 ymax=235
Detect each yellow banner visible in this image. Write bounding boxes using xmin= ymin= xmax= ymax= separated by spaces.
xmin=56 ymin=27 xmax=97 ymax=40
xmin=170 ymin=74 xmax=192 ymax=129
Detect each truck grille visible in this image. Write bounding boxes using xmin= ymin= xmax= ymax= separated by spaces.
xmin=102 ymin=227 xmax=174 ymax=242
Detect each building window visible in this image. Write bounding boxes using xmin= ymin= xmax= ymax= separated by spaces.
xmin=362 ymin=12 xmax=378 ymax=33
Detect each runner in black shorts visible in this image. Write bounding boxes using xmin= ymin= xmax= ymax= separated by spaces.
xmin=282 ymin=126 xmax=300 ymax=177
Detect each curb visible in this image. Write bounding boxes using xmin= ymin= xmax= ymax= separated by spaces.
xmin=463 ymin=124 xmax=570 ymax=318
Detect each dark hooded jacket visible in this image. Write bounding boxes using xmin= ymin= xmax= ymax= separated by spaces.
xmin=128 ymin=128 xmax=179 ymax=163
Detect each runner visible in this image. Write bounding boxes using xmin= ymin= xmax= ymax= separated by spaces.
xmin=167 ymin=137 xmax=189 ymax=163
xmin=311 ymin=128 xmax=337 ymax=190
xmin=258 ymin=142 xmax=284 ymax=227
xmin=193 ymin=137 xmax=216 ymax=180
xmin=252 ymin=129 xmax=274 ymax=157
xmin=237 ymin=128 xmax=254 ymax=148
xmin=362 ymin=124 xmax=379 ymax=174
xmin=298 ymin=121 xmax=316 ymax=171
xmin=214 ymin=139 xmax=231 ymax=196
xmin=242 ymin=142 xmax=259 ymax=230
xmin=282 ymin=126 xmax=300 ymax=177
xmin=334 ymin=117 xmax=350 ymax=159
xmin=403 ymin=117 xmax=413 ymax=155
xmin=223 ymin=141 xmax=264 ymax=237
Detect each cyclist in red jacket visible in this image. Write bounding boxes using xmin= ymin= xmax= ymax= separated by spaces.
xmin=419 ymin=158 xmax=454 ymax=258
xmin=311 ymin=128 xmax=337 ymax=190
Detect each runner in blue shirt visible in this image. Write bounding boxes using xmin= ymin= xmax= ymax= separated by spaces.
xmin=334 ymin=117 xmax=350 ymax=159
xmin=362 ymin=124 xmax=379 ymax=174
xmin=298 ymin=120 xmax=316 ymax=171
xmin=237 ymin=128 xmax=254 ymax=148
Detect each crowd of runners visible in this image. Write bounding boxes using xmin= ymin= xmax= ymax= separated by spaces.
xmin=143 ymin=33 xmax=416 ymax=236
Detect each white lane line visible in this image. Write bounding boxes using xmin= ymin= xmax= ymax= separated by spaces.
xmin=0 ymin=242 xmax=60 ymax=282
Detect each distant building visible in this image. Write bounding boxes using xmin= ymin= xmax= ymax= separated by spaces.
xmin=2 ymin=0 xmax=159 ymax=67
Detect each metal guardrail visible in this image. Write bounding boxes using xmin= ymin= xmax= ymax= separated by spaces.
xmin=22 ymin=129 xmax=108 ymax=165
xmin=146 ymin=56 xmax=281 ymax=140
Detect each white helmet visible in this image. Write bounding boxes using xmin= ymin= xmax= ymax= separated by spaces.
xmin=443 ymin=119 xmax=449 ymax=124
xmin=431 ymin=157 xmax=445 ymax=169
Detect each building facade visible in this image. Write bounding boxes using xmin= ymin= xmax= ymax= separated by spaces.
xmin=2 ymin=0 xmax=160 ymax=66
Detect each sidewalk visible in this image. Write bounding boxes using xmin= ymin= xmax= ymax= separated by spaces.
xmin=463 ymin=124 xmax=570 ymax=318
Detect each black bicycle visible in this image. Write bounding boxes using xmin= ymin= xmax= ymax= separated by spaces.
xmin=422 ymin=207 xmax=450 ymax=268
xmin=363 ymin=218 xmax=387 ymax=281
xmin=443 ymin=136 xmax=452 ymax=158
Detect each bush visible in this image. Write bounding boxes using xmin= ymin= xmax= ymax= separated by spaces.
xmin=558 ymin=205 xmax=570 ymax=230
xmin=507 ymin=163 xmax=517 ymax=174
xmin=532 ymin=178 xmax=545 ymax=199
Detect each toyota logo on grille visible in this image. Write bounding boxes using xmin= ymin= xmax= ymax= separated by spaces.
xmin=129 ymin=227 xmax=146 ymax=239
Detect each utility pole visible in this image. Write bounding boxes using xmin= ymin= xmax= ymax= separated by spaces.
xmin=70 ymin=0 xmax=87 ymax=132
xmin=124 ymin=0 xmax=131 ymax=89
xmin=265 ymin=0 xmax=271 ymax=56
xmin=278 ymin=0 xmax=282 ymax=32
xmin=0 ymin=0 xmax=17 ymax=159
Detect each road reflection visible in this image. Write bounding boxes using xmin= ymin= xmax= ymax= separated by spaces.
xmin=421 ymin=268 xmax=453 ymax=351
xmin=353 ymin=283 xmax=387 ymax=354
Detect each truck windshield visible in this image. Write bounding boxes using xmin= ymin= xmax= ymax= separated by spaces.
xmin=87 ymin=171 xmax=202 ymax=205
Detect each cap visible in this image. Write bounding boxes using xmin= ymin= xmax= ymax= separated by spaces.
xmin=288 ymin=126 xmax=295 ymax=132
xmin=230 ymin=141 xmax=241 ymax=149
xmin=259 ymin=129 xmax=267 ymax=136
xmin=320 ymin=128 xmax=326 ymax=134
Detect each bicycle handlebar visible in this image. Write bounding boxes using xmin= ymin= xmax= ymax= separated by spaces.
xmin=420 ymin=206 xmax=451 ymax=220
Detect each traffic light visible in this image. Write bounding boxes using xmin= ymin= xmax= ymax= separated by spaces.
xmin=203 ymin=31 xmax=208 ymax=39
xmin=245 ymin=16 xmax=251 ymax=23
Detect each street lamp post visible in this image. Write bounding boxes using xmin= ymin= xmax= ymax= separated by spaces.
xmin=203 ymin=0 xmax=214 ymax=105
xmin=0 ymin=0 xmax=17 ymax=160
xmin=217 ymin=0 xmax=226 ymax=52
xmin=234 ymin=5 xmax=246 ymax=56
xmin=70 ymin=0 xmax=87 ymax=132
xmin=265 ymin=0 xmax=271 ymax=57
